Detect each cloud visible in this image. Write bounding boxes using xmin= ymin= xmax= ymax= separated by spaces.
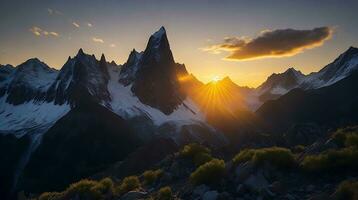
xmin=29 ymin=26 xmax=59 ymax=37
xmin=47 ymin=8 xmax=62 ymax=15
xmin=92 ymin=37 xmax=104 ymax=43
xmin=109 ymin=43 xmax=116 ymax=48
xmin=47 ymin=8 xmax=53 ymax=15
xmin=72 ymin=22 xmax=80 ymax=28
xmin=87 ymin=23 xmax=93 ymax=27
xmin=29 ymin=26 xmax=42 ymax=36
xmin=202 ymin=27 xmax=333 ymax=61
xmin=49 ymin=32 xmax=59 ymax=37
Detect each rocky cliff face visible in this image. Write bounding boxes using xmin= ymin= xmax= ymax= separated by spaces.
xmin=127 ymin=27 xmax=186 ymax=114
xmin=46 ymin=49 xmax=111 ymax=107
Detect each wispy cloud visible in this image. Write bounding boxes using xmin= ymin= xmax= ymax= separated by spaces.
xmin=87 ymin=23 xmax=93 ymax=27
xmin=47 ymin=8 xmax=62 ymax=15
xmin=72 ymin=22 xmax=80 ymax=28
xmin=109 ymin=43 xmax=116 ymax=48
xmin=29 ymin=26 xmax=42 ymax=36
xmin=202 ymin=27 xmax=334 ymax=61
xmin=49 ymin=32 xmax=59 ymax=37
xmin=29 ymin=26 xmax=59 ymax=37
xmin=47 ymin=8 xmax=53 ymax=15
xmin=92 ymin=37 xmax=104 ymax=43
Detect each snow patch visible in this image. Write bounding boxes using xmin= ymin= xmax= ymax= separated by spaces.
xmin=107 ymin=65 xmax=205 ymax=126
xmin=0 ymin=96 xmax=70 ymax=136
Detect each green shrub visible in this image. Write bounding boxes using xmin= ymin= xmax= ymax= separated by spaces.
xmin=37 ymin=178 xmax=115 ymax=200
xmin=345 ymin=134 xmax=358 ymax=147
xmin=233 ymin=147 xmax=295 ymax=169
xmin=253 ymin=147 xmax=295 ymax=169
xmin=302 ymin=147 xmax=358 ymax=173
xmin=292 ymin=145 xmax=305 ymax=153
xmin=143 ymin=169 xmax=163 ymax=185
xmin=332 ymin=126 xmax=358 ymax=147
xmin=115 ymin=176 xmax=141 ymax=196
xmin=38 ymin=192 xmax=63 ymax=200
xmin=193 ymin=152 xmax=213 ymax=166
xmin=91 ymin=177 xmax=114 ymax=195
xmin=232 ymin=149 xmax=256 ymax=166
xmin=190 ymin=159 xmax=225 ymax=185
xmin=180 ymin=143 xmax=210 ymax=159
xmin=333 ymin=180 xmax=358 ymax=200
xmin=157 ymin=186 xmax=173 ymax=200
xmin=64 ymin=179 xmax=101 ymax=200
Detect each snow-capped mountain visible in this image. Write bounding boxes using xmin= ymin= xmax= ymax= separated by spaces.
xmin=0 ymin=27 xmax=217 ymax=198
xmin=301 ymin=46 xmax=358 ymax=89
xmin=45 ymin=49 xmax=111 ymax=107
xmin=0 ymin=64 xmax=14 ymax=82
xmin=256 ymin=47 xmax=358 ymax=103
xmin=129 ymin=26 xmax=187 ymax=114
xmin=0 ymin=27 xmax=206 ymax=137
xmin=118 ymin=49 xmax=143 ymax=85
xmin=0 ymin=58 xmax=58 ymax=105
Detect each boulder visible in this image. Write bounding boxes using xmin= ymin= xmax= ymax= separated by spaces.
xmin=203 ymin=190 xmax=219 ymax=200
xmin=235 ymin=161 xmax=255 ymax=182
xmin=120 ymin=191 xmax=147 ymax=200
xmin=193 ymin=184 xmax=209 ymax=197
xmin=244 ymin=170 xmax=269 ymax=191
xmin=269 ymin=181 xmax=285 ymax=194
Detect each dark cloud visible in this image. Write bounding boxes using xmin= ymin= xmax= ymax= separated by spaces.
xmin=203 ymin=27 xmax=333 ymax=61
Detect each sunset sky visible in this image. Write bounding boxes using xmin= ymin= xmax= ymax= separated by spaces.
xmin=1 ymin=0 xmax=358 ymax=87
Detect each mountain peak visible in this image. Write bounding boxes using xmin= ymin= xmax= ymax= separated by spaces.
xmin=25 ymin=58 xmax=41 ymax=64
xmin=100 ymin=54 xmax=106 ymax=62
xmin=19 ymin=58 xmax=51 ymax=71
xmin=347 ymin=46 xmax=358 ymax=52
xmin=77 ymin=48 xmax=85 ymax=56
xmin=343 ymin=46 xmax=358 ymax=57
xmin=152 ymin=26 xmax=166 ymax=39
xmin=283 ymin=67 xmax=304 ymax=78
xmin=146 ymin=26 xmax=170 ymax=50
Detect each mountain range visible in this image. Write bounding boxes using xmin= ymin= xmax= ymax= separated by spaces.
xmin=1 ymin=26 xmax=358 ymax=199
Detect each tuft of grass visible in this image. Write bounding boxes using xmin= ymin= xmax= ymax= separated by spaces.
xmin=157 ymin=186 xmax=173 ymax=200
xmin=64 ymin=179 xmax=101 ymax=200
xmin=233 ymin=147 xmax=296 ymax=169
xmin=180 ymin=143 xmax=210 ymax=159
xmin=302 ymin=147 xmax=358 ymax=173
xmin=38 ymin=192 xmax=63 ymax=200
xmin=115 ymin=176 xmax=141 ymax=196
xmin=232 ymin=149 xmax=256 ymax=166
xmin=333 ymin=180 xmax=358 ymax=200
xmin=332 ymin=126 xmax=358 ymax=148
xmin=179 ymin=143 xmax=214 ymax=167
xmin=37 ymin=178 xmax=116 ymax=200
xmin=345 ymin=134 xmax=358 ymax=148
xmin=190 ymin=159 xmax=225 ymax=185
xmin=91 ymin=177 xmax=114 ymax=195
xmin=253 ymin=147 xmax=295 ymax=169
xmin=143 ymin=169 xmax=163 ymax=185
xmin=292 ymin=145 xmax=305 ymax=153
xmin=193 ymin=152 xmax=213 ymax=167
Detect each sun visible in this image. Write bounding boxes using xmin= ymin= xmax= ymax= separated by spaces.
xmin=212 ymin=75 xmax=221 ymax=83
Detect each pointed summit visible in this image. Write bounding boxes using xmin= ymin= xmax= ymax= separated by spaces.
xmin=130 ymin=26 xmax=185 ymax=114
xmin=346 ymin=46 xmax=358 ymax=53
xmin=339 ymin=46 xmax=358 ymax=60
xmin=100 ymin=54 xmax=106 ymax=62
xmin=126 ymin=49 xmax=142 ymax=64
xmin=118 ymin=49 xmax=143 ymax=86
xmin=146 ymin=26 xmax=170 ymax=51
xmin=152 ymin=26 xmax=166 ymax=39
xmin=77 ymin=48 xmax=85 ymax=56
